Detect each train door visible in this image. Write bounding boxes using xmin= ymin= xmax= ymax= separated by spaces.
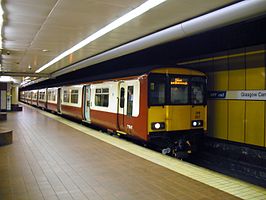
xmin=117 ymin=82 xmax=126 ymax=131
xmin=45 ymin=88 xmax=48 ymax=109
xmin=57 ymin=88 xmax=62 ymax=113
xmin=83 ymin=85 xmax=91 ymax=122
xmin=117 ymin=82 xmax=135 ymax=133
xmin=37 ymin=91 xmax=39 ymax=107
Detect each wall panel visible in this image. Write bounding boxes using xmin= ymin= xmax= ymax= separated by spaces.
xmin=246 ymin=101 xmax=265 ymax=146
xmin=228 ymin=101 xmax=245 ymax=143
xmin=208 ymin=100 xmax=228 ymax=140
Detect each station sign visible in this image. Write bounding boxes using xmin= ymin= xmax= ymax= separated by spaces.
xmin=208 ymin=90 xmax=266 ymax=101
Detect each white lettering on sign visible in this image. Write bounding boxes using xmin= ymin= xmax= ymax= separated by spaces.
xmin=222 ymin=90 xmax=266 ymax=101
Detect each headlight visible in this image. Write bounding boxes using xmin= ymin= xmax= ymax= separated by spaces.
xmin=191 ymin=120 xmax=203 ymax=127
xmin=151 ymin=122 xmax=165 ymax=130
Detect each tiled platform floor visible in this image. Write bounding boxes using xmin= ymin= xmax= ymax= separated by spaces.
xmin=0 ymin=105 xmax=261 ymax=199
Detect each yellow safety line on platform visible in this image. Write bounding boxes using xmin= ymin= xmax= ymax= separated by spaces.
xmin=23 ymin=104 xmax=266 ymax=200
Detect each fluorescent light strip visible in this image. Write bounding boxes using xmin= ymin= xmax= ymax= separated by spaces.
xmin=35 ymin=0 xmax=167 ymax=73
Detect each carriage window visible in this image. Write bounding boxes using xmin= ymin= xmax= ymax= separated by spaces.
xmin=95 ymin=88 xmax=109 ymax=107
xmin=48 ymin=90 xmax=56 ymax=101
xmin=39 ymin=92 xmax=45 ymax=100
xmin=127 ymin=86 xmax=134 ymax=116
xmin=71 ymin=90 xmax=79 ymax=104
xmin=63 ymin=90 xmax=69 ymax=103
xmin=120 ymin=87 xmax=125 ymax=108
xmin=52 ymin=91 xmax=56 ymax=101
xmin=170 ymin=77 xmax=189 ymax=104
xmin=149 ymin=81 xmax=165 ymax=105
xmin=48 ymin=90 xmax=55 ymax=101
xmin=191 ymin=77 xmax=206 ymax=105
xmin=33 ymin=92 xmax=37 ymax=100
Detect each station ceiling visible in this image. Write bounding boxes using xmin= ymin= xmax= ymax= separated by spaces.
xmin=0 ymin=0 xmax=238 ymax=85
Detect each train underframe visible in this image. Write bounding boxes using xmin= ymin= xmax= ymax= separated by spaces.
xmin=148 ymin=129 xmax=204 ymax=159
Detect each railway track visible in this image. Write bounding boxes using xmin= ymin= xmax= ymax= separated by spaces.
xmin=185 ymin=138 xmax=266 ymax=188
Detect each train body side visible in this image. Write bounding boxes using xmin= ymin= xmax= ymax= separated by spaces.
xmin=60 ymin=85 xmax=83 ymax=120
xmin=89 ymin=76 xmax=148 ymax=141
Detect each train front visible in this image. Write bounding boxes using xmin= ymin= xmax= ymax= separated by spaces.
xmin=147 ymin=68 xmax=207 ymax=158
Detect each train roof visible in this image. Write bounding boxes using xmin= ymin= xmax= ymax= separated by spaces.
xmin=21 ymin=65 xmax=205 ymax=90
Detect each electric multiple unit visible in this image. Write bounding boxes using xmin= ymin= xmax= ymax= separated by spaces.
xmin=20 ymin=67 xmax=207 ymax=157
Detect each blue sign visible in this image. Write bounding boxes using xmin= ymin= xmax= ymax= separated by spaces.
xmin=208 ymin=91 xmax=226 ymax=99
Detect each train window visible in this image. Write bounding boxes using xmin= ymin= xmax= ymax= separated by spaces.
xmin=191 ymin=77 xmax=206 ymax=105
xmin=39 ymin=92 xmax=45 ymax=100
xmin=149 ymin=82 xmax=165 ymax=105
xmin=95 ymin=87 xmax=109 ymax=107
xmin=102 ymin=88 xmax=109 ymax=93
xmin=170 ymin=77 xmax=189 ymax=104
xmin=48 ymin=91 xmax=51 ymax=101
xmin=52 ymin=91 xmax=56 ymax=101
xmin=96 ymin=89 xmax=101 ymax=93
xmin=71 ymin=90 xmax=79 ymax=104
xmin=127 ymin=86 xmax=134 ymax=116
xmin=48 ymin=90 xmax=56 ymax=101
xmin=63 ymin=90 xmax=69 ymax=103
xmin=120 ymin=87 xmax=125 ymax=108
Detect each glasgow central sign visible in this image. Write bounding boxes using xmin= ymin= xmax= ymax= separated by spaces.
xmin=208 ymin=90 xmax=266 ymax=101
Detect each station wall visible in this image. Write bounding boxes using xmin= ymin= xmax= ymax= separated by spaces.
xmin=181 ymin=44 xmax=266 ymax=147
xmin=207 ymin=44 xmax=266 ymax=147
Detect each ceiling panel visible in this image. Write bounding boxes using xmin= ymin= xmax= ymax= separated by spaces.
xmin=1 ymin=0 xmax=238 ymax=82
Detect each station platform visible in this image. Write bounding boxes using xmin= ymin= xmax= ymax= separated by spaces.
xmin=0 ymin=105 xmax=265 ymax=200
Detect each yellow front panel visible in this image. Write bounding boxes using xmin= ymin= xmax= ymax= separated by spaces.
xmin=228 ymin=100 xmax=245 ymax=143
xmin=208 ymin=100 xmax=228 ymax=140
xmin=148 ymin=106 xmax=166 ymax=132
xmin=167 ymin=106 xmax=191 ymax=131
xmin=246 ymin=101 xmax=265 ymax=146
xmin=148 ymin=105 xmax=206 ymax=133
xmin=191 ymin=106 xmax=207 ymax=130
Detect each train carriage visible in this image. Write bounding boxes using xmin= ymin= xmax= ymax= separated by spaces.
xmin=146 ymin=68 xmax=207 ymax=156
xmin=88 ymin=68 xmax=206 ymax=156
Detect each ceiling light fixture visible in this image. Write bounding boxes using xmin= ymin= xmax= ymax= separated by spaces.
xmin=35 ymin=0 xmax=167 ymax=73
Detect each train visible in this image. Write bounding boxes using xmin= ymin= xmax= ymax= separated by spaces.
xmin=20 ymin=67 xmax=207 ymax=158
